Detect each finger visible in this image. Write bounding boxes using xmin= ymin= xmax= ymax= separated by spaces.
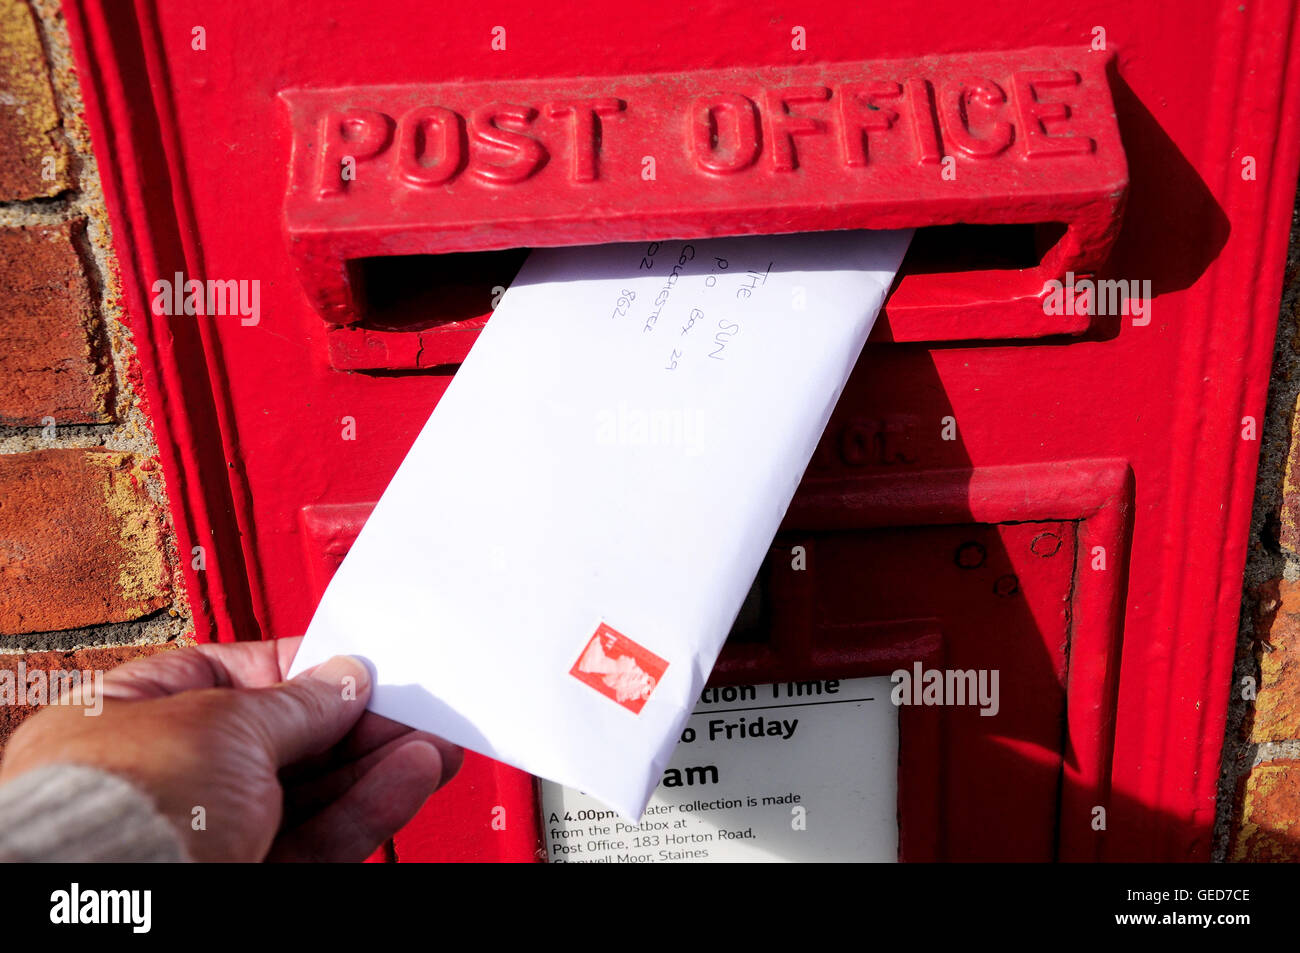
xmin=235 ymin=655 xmax=374 ymax=767
xmin=272 ymin=636 xmax=305 ymax=680
xmin=268 ymin=740 xmax=447 ymax=862
xmin=331 ymin=712 xmax=465 ymax=768
xmin=278 ymin=712 xmax=424 ymax=788
xmin=195 ymin=637 xmax=303 ymax=687
xmin=99 ymin=645 xmax=234 ymax=699
xmin=282 ymin=730 xmax=460 ymax=825
xmin=99 ymin=638 xmax=304 ymax=701
xmin=276 ymin=711 xmax=462 ymax=793
xmin=332 ymin=712 xmax=420 ymax=762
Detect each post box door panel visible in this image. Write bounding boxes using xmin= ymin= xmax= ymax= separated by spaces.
xmin=61 ymin=0 xmax=1300 ymax=862
xmin=305 ymin=459 xmax=1128 ymax=861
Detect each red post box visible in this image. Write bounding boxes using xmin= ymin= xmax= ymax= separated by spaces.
xmin=61 ymin=0 xmax=1300 ymax=861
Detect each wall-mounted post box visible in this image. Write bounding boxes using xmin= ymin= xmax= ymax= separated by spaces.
xmin=62 ymin=0 xmax=1300 ymax=861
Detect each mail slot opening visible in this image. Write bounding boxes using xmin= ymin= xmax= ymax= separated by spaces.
xmin=331 ymin=222 xmax=1074 ymax=372
xmin=349 ymin=248 xmax=529 ymax=331
xmin=898 ymin=222 xmax=1066 ymax=277
xmin=346 ymin=223 xmax=1066 ymax=334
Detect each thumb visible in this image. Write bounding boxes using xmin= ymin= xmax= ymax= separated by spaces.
xmin=234 ymin=655 xmax=373 ymax=767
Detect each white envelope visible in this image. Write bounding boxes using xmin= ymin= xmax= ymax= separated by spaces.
xmin=289 ymin=229 xmax=913 ymax=819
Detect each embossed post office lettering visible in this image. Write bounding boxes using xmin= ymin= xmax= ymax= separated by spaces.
xmin=282 ymin=46 xmax=1127 ymax=363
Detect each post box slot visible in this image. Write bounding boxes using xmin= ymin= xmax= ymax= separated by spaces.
xmin=899 ymin=222 xmax=1065 ymax=276
xmin=330 ymin=221 xmax=1072 ymax=370
xmin=351 ymin=248 xmax=527 ymax=332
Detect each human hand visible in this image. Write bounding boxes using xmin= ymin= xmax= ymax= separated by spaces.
xmin=0 ymin=637 xmax=461 ymax=862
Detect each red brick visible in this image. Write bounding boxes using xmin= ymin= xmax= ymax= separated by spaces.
xmin=0 ymin=450 xmax=171 ymax=634
xmin=1246 ymin=577 xmax=1300 ymax=742
xmin=0 ymin=643 xmax=172 ymax=748
xmin=0 ymin=0 xmax=71 ymax=199
xmin=1279 ymin=399 xmax=1300 ymax=556
xmin=1231 ymin=759 xmax=1300 ymax=862
xmin=1275 ymin=258 xmax=1300 ymax=553
xmin=0 ymin=221 xmax=111 ymax=426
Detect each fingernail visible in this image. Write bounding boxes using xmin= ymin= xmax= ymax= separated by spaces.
xmin=432 ymin=738 xmax=464 ymax=787
xmin=303 ymin=654 xmax=372 ymax=700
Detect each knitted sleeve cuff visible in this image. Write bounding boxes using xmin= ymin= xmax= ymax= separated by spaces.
xmin=0 ymin=763 xmax=188 ymax=862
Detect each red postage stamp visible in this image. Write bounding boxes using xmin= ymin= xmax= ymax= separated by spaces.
xmin=570 ymin=622 xmax=668 ymax=714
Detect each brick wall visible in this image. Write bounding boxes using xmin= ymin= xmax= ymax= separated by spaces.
xmin=0 ymin=0 xmax=187 ymax=747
